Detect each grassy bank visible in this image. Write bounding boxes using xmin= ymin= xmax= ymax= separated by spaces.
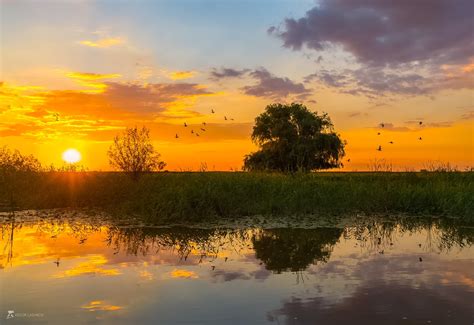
xmin=1 ymin=172 xmax=473 ymax=221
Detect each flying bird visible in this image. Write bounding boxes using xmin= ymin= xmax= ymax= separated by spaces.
xmin=377 ymin=132 xmax=381 ymax=135
xmin=184 ymin=122 xmax=187 ymax=127
xmin=389 ymin=141 xmax=394 ymax=144
xmin=175 ymin=134 xmax=179 ymax=139
xmin=54 ymin=113 xmax=60 ymax=121
xmin=211 ymin=109 xmax=215 ymax=114
xmin=380 ymin=123 xmax=385 ymax=128
xmin=191 ymin=130 xmax=194 ymax=134
xmin=419 ymin=121 xmax=423 ymax=126
xmin=230 ymin=118 xmax=234 ymax=121
xmin=196 ymin=133 xmax=200 ymax=137
xmin=202 ymin=122 xmax=207 ymax=126
xmin=53 ymin=258 xmax=60 ymax=267
xmin=347 ymin=159 xmax=351 ymax=162
xmin=419 ymin=137 xmax=423 ymax=140
xmin=377 ymin=145 xmax=382 ymax=151
xmin=200 ymin=128 xmax=206 ymax=132
xmin=224 ymin=116 xmax=227 ymax=121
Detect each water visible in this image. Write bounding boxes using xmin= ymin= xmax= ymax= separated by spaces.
xmin=1 ymin=212 xmax=473 ymax=324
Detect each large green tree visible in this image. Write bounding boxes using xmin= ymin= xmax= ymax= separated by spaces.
xmin=243 ymin=103 xmax=345 ymax=172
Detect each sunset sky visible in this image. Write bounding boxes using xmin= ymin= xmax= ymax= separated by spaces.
xmin=1 ymin=0 xmax=473 ymax=171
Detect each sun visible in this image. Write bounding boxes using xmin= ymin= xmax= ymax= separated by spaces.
xmin=62 ymin=148 xmax=82 ymax=164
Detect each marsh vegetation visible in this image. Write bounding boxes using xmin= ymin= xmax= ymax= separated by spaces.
xmin=1 ymin=170 xmax=472 ymax=221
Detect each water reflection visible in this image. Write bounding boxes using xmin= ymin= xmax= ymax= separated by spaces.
xmin=0 ymin=212 xmax=473 ymax=324
xmin=252 ymin=228 xmax=342 ymax=272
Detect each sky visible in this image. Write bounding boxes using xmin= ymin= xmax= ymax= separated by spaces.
xmin=1 ymin=0 xmax=473 ymax=171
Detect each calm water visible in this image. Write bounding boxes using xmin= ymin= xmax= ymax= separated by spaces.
xmin=1 ymin=213 xmax=473 ymax=324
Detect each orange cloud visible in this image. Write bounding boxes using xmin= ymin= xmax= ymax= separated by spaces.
xmin=53 ymin=254 xmax=121 ymax=278
xmin=82 ymin=300 xmax=123 ymax=312
xmin=78 ymin=37 xmax=125 ymax=48
xmin=65 ymin=72 xmax=121 ymax=94
xmin=66 ymin=72 xmax=122 ymax=81
xmin=169 ymin=70 xmax=197 ymax=80
xmin=170 ymin=269 xmax=198 ymax=279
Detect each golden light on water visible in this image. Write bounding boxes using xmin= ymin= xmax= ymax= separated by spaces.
xmin=62 ymin=149 xmax=82 ymax=164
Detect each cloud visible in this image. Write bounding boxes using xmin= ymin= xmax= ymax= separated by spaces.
xmin=210 ymin=66 xmax=313 ymax=99
xmin=211 ymin=268 xmax=271 ymax=283
xmin=375 ymin=123 xmax=411 ymax=132
xmin=305 ymin=71 xmax=351 ymax=88
xmin=209 ymin=68 xmax=250 ymax=80
xmin=0 ymin=81 xmax=252 ymax=142
xmin=305 ymin=66 xmax=474 ymax=97
xmin=65 ymin=72 xmax=122 ymax=93
xmin=373 ymin=121 xmax=453 ymax=132
xmin=268 ymin=257 xmax=474 ymax=324
xmin=170 ymin=269 xmax=198 ymax=279
xmin=53 ymin=254 xmax=121 ymax=278
xmin=405 ymin=120 xmax=453 ymax=128
xmin=66 ymin=72 xmax=122 ymax=81
xmin=272 ymin=0 xmax=474 ymax=97
xmin=168 ymin=70 xmax=197 ymax=80
xmin=36 ymin=81 xmax=213 ymax=119
xmin=347 ymin=111 xmax=368 ymax=118
xmin=211 ymin=270 xmax=250 ymax=282
xmin=270 ymin=0 xmax=474 ymax=68
xmin=241 ymin=68 xmax=311 ymax=99
xmin=81 ymin=300 xmax=123 ymax=312
xmin=305 ymin=68 xmax=431 ymax=97
xmin=268 ymin=282 xmax=474 ymax=324
xmin=78 ymin=37 xmax=125 ymax=48
xmin=460 ymin=111 xmax=474 ymax=120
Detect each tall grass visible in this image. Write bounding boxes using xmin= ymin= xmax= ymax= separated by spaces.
xmin=2 ymin=171 xmax=472 ymax=221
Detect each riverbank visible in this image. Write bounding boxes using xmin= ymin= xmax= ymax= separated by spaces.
xmin=2 ymin=172 xmax=473 ymax=221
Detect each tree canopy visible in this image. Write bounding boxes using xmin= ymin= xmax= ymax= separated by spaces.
xmin=108 ymin=126 xmax=166 ymax=178
xmin=243 ymin=103 xmax=345 ymax=172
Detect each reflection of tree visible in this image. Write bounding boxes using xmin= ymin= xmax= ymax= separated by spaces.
xmin=433 ymin=219 xmax=474 ymax=250
xmin=0 ymin=213 xmax=19 ymax=267
xmin=105 ymin=227 xmax=251 ymax=260
xmin=1 ymin=215 xmax=472 ymax=270
xmin=345 ymin=218 xmax=474 ymax=252
xmin=252 ymin=228 xmax=343 ymax=273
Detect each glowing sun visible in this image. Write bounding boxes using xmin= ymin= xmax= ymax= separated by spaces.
xmin=62 ymin=148 xmax=82 ymax=163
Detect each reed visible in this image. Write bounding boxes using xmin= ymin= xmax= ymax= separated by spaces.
xmin=2 ymin=171 xmax=472 ymax=221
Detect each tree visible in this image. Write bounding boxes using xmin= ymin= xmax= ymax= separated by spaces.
xmin=0 ymin=146 xmax=42 ymax=207
xmin=243 ymin=103 xmax=345 ymax=172
xmin=108 ymin=126 xmax=166 ymax=179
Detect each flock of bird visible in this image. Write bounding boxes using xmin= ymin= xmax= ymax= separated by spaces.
xmin=175 ymin=108 xmax=234 ymax=139
xmin=173 ymin=109 xmax=427 ymax=167
xmin=345 ymin=120 xmax=426 ymax=164
xmin=375 ymin=121 xmax=424 ymax=152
